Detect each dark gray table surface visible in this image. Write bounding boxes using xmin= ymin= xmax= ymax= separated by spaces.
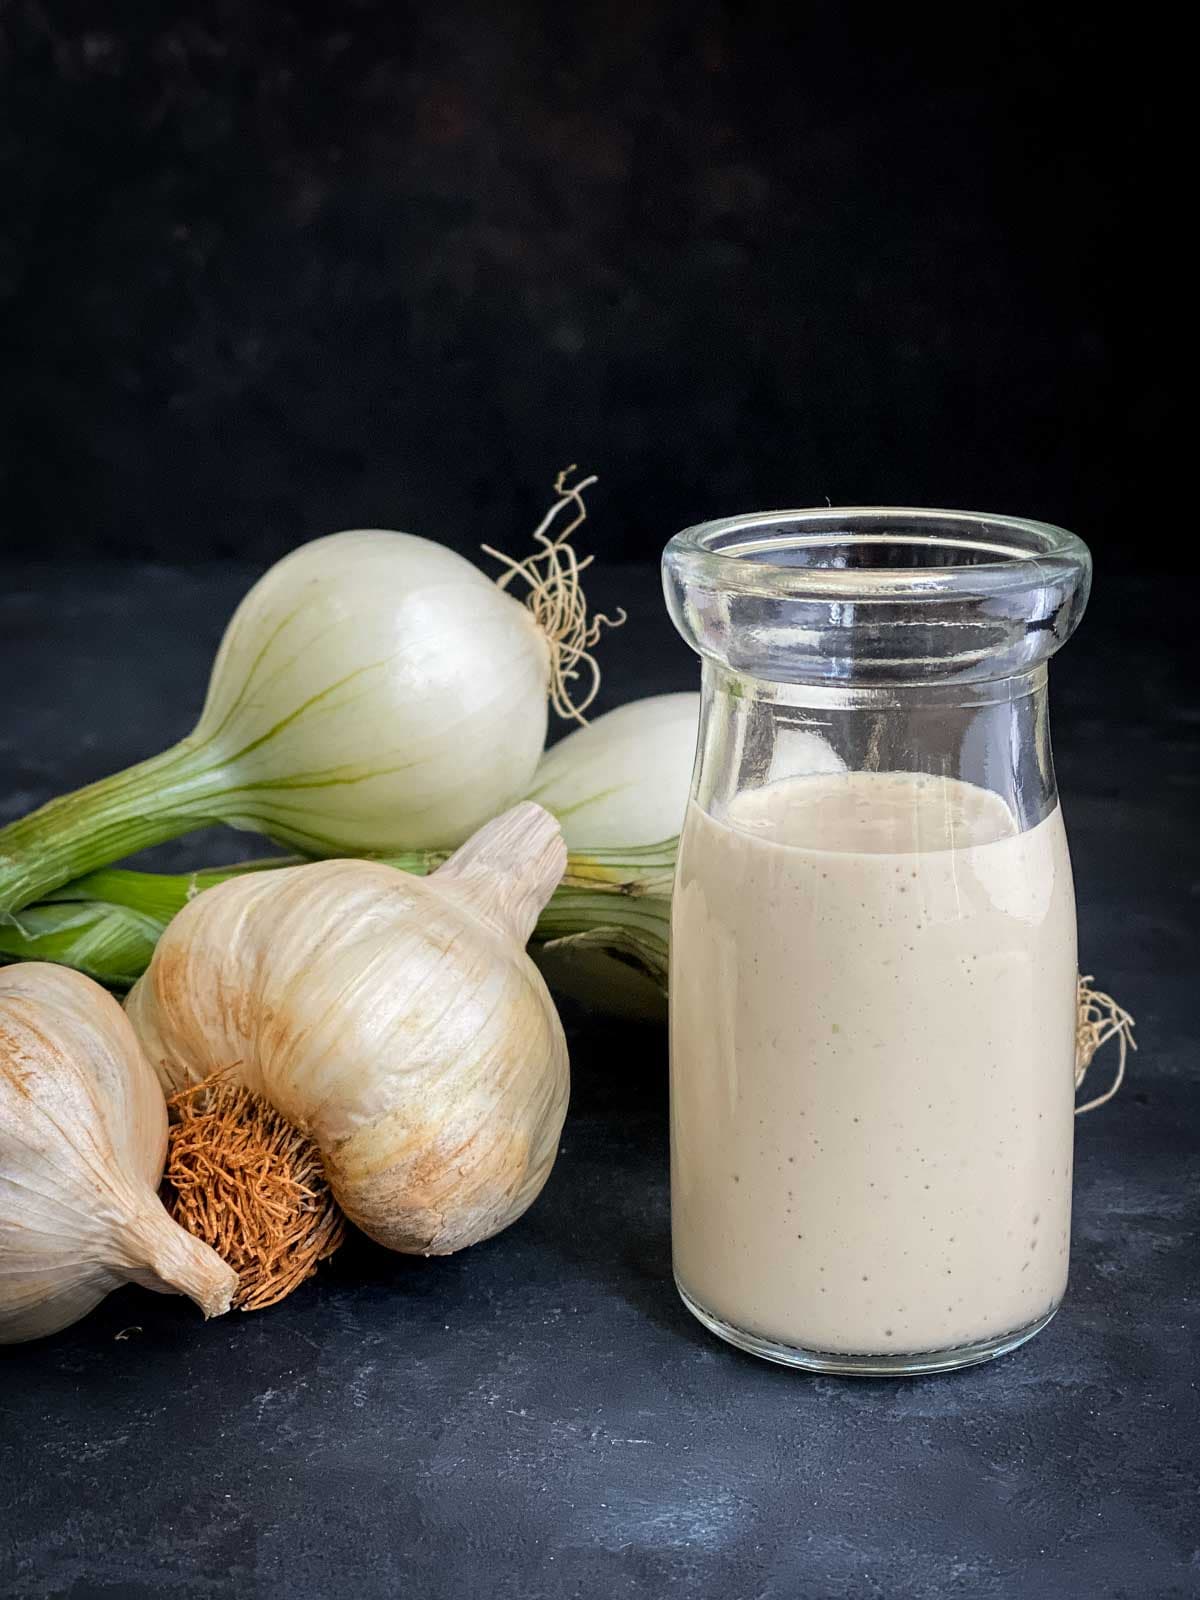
xmin=0 ymin=562 xmax=1196 ymax=1600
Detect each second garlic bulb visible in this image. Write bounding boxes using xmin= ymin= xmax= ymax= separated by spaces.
xmin=0 ymin=963 xmax=236 ymax=1343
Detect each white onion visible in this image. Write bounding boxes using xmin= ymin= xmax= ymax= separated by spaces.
xmin=525 ymin=692 xmax=701 ymax=846
xmin=0 ymin=524 xmax=578 ymax=918
xmin=197 ymin=530 xmax=551 ymax=851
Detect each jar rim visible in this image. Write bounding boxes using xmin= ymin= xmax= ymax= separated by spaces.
xmin=662 ymin=506 xmax=1092 ymax=686
xmin=664 ymin=506 xmax=1090 ymax=603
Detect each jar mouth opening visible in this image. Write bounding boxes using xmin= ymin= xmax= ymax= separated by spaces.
xmin=663 ymin=506 xmax=1091 ymax=686
xmin=666 ymin=507 xmax=1090 ymax=600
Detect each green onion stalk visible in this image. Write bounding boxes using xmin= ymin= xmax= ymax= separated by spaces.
xmin=0 ymin=841 xmax=677 ymax=998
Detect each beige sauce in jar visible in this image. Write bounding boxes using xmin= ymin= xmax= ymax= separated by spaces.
xmin=670 ymin=771 xmax=1077 ymax=1357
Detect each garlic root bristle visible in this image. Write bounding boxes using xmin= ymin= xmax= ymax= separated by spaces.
xmin=164 ymin=1071 xmax=346 ymax=1311
xmin=482 ymin=466 xmax=626 ymax=724
xmin=1075 ymin=975 xmax=1137 ymax=1115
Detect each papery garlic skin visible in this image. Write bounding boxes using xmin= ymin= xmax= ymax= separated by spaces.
xmin=126 ymin=805 xmax=570 ymax=1255
xmin=0 ymin=964 xmax=236 ymax=1343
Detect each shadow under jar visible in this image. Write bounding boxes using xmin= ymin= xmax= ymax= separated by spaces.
xmin=662 ymin=508 xmax=1092 ymax=1375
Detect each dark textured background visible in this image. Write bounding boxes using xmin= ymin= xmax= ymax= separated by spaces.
xmin=0 ymin=2 xmax=1172 ymax=566
xmin=1 ymin=11 xmax=1194 ymax=1598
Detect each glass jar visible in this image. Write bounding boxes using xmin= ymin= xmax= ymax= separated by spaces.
xmin=662 ymin=508 xmax=1092 ymax=1375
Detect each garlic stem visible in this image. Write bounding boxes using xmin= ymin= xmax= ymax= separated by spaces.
xmin=435 ymin=801 xmax=567 ymax=943
xmin=118 ymin=1201 xmax=237 ymax=1319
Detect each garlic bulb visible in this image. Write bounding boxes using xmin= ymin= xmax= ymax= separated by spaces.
xmin=0 ymin=963 xmax=236 ymax=1343
xmin=125 ymin=804 xmax=570 ymax=1255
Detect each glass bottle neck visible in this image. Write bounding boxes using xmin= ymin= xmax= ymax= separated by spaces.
xmin=694 ymin=661 xmax=1057 ymax=834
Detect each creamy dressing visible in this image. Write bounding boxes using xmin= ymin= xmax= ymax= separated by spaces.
xmin=670 ymin=771 xmax=1077 ymax=1357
